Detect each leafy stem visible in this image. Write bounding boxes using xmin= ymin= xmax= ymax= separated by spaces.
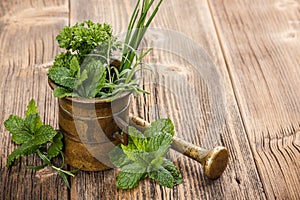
xmin=109 ymin=118 xmax=182 ymax=189
xmin=4 ymin=99 xmax=77 ymax=189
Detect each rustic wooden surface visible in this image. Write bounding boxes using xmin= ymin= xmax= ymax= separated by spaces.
xmin=0 ymin=0 xmax=299 ymax=199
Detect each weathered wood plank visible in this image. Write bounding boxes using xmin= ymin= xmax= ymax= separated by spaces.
xmin=209 ymin=0 xmax=300 ymax=199
xmin=69 ymin=0 xmax=265 ymax=199
xmin=0 ymin=0 xmax=69 ymax=199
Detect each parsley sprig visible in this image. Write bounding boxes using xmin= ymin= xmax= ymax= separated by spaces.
xmin=4 ymin=99 xmax=76 ymax=188
xmin=109 ymin=119 xmax=183 ymax=189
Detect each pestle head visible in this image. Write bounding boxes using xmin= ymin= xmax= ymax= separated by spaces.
xmin=203 ymin=146 xmax=229 ymax=179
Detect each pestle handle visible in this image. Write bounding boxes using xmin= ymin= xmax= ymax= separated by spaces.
xmin=129 ymin=115 xmax=229 ymax=179
xmin=171 ymin=137 xmax=229 ymax=179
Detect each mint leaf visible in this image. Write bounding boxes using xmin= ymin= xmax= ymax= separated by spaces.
xmin=144 ymin=118 xmax=174 ymax=137
xmin=110 ymin=118 xmax=182 ymax=190
xmin=4 ymin=115 xmax=30 ymax=144
xmin=7 ymin=125 xmax=58 ymax=166
xmin=4 ymin=115 xmax=24 ymax=132
xmin=122 ymin=163 xmax=146 ymax=173
xmin=24 ymin=114 xmax=42 ymax=134
xmin=25 ymin=99 xmax=43 ymax=132
xmin=121 ymin=149 xmax=150 ymax=167
xmin=149 ymin=156 xmax=163 ymax=171
xmin=148 ymin=166 xmax=174 ymax=188
xmin=108 ymin=146 xmax=131 ymax=168
xmin=5 ymin=99 xmax=76 ymax=188
xmin=127 ymin=126 xmax=147 ymax=151
xmin=25 ymin=99 xmax=39 ymax=117
xmin=117 ymin=171 xmax=145 ymax=189
xmin=47 ymin=131 xmax=63 ymax=159
xmin=7 ymin=142 xmax=39 ymax=167
xmin=48 ymin=66 xmax=76 ymax=89
xmin=146 ymin=132 xmax=172 ymax=153
xmin=33 ymin=125 xmax=58 ymax=145
xmin=163 ymin=158 xmax=183 ymax=185
xmin=53 ymin=87 xmax=74 ymax=98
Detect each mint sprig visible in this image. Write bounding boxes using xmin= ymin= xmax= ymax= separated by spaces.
xmin=4 ymin=99 xmax=76 ymax=188
xmin=109 ymin=119 xmax=183 ymax=189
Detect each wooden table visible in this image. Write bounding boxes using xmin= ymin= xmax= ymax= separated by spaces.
xmin=1 ymin=0 xmax=299 ymax=199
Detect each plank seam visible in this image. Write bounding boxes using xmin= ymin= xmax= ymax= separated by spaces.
xmin=206 ymin=0 xmax=267 ymax=198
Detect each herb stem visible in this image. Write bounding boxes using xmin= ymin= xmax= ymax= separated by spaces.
xmin=120 ymin=0 xmax=163 ymax=71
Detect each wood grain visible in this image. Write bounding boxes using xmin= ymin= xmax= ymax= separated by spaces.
xmin=3 ymin=0 xmax=297 ymax=199
xmin=69 ymin=0 xmax=265 ymax=199
xmin=209 ymin=0 xmax=300 ymax=199
xmin=0 ymin=0 xmax=69 ymax=199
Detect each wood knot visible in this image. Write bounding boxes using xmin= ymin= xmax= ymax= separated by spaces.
xmin=35 ymin=167 xmax=57 ymax=180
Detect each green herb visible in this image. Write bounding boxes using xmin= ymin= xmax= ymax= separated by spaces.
xmin=56 ymin=21 xmax=116 ymax=64
xmin=4 ymin=99 xmax=76 ymax=188
xmin=109 ymin=119 xmax=183 ymax=189
xmin=47 ymin=20 xmax=147 ymax=99
xmin=48 ymin=0 xmax=163 ymax=100
xmin=121 ymin=0 xmax=163 ymax=71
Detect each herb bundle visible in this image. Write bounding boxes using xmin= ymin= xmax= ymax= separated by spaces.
xmin=109 ymin=119 xmax=182 ymax=189
xmin=4 ymin=100 xmax=76 ymax=188
xmin=48 ymin=0 xmax=163 ymax=100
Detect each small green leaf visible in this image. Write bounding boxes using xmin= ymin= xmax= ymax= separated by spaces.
xmin=47 ymin=131 xmax=63 ymax=159
xmin=116 ymin=171 xmax=145 ymax=189
xmin=37 ymin=150 xmax=51 ymax=165
xmin=108 ymin=146 xmax=131 ymax=168
xmin=26 ymin=164 xmax=47 ymax=170
xmin=149 ymin=156 xmax=163 ymax=170
xmin=33 ymin=125 xmax=58 ymax=146
xmin=148 ymin=166 xmax=174 ymax=188
xmin=59 ymin=171 xmax=71 ymax=189
xmin=48 ymin=66 xmax=76 ymax=89
xmin=4 ymin=115 xmax=24 ymax=132
xmin=69 ymin=56 xmax=80 ymax=77
xmin=6 ymin=126 xmax=56 ymax=167
xmin=7 ymin=142 xmax=39 ymax=167
xmin=53 ymin=87 xmax=74 ymax=98
xmin=79 ymin=59 xmax=106 ymax=97
xmin=121 ymin=163 xmax=146 ymax=173
xmin=24 ymin=114 xmax=42 ymax=134
xmin=25 ymin=100 xmax=43 ymax=131
xmin=162 ymin=159 xmax=183 ymax=185
xmin=127 ymin=126 xmax=147 ymax=151
xmin=4 ymin=115 xmax=30 ymax=144
xmin=144 ymin=118 xmax=174 ymax=137
xmin=121 ymin=135 xmax=138 ymax=153
xmin=25 ymin=99 xmax=39 ymax=116
xmin=146 ymin=132 xmax=172 ymax=153
xmin=121 ymin=149 xmax=149 ymax=167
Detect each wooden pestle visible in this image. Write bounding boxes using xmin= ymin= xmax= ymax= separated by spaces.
xmin=129 ymin=115 xmax=229 ymax=180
